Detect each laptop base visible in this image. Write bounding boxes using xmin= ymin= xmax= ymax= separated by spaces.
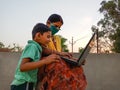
xmin=60 ymin=57 xmax=78 ymax=66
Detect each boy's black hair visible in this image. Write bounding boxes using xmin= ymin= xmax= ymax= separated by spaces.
xmin=47 ymin=14 xmax=64 ymax=24
xmin=32 ymin=23 xmax=51 ymax=39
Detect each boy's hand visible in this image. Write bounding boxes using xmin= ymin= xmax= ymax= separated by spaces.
xmin=43 ymin=54 xmax=60 ymax=65
xmin=59 ymin=52 xmax=72 ymax=58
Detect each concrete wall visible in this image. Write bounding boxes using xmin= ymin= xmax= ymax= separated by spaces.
xmin=0 ymin=52 xmax=21 ymax=90
xmin=84 ymin=54 xmax=120 ymax=90
xmin=0 ymin=52 xmax=120 ymax=90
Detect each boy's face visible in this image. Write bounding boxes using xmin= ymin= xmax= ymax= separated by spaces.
xmin=37 ymin=31 xmax=51 ymax=45
xmin=52 ymin=21 xmax=63 ymax=30
xmin=47 ymin=21 xmax=63 ymax=35
xmin=47 ymin=21 xmax=63 ymax=30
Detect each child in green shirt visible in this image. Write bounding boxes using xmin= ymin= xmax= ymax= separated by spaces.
xmin=11 ymin=23 xmax=60 ymax=90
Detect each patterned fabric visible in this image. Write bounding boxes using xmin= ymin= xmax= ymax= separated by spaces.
xmin=37 ymin=59 xmax=87 ymax=90
xmin=36 ymin=35 xmax=87 ymax=90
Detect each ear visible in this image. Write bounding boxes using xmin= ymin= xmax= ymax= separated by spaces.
xmin=47 ymin=20 xmax=51 ymax=24
xmin=36 ymin=32 xmax=42 ymax=39
xmin=47 ymin=21 xmax=51 ymax=27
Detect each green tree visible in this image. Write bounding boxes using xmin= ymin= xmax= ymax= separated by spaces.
xmin=97 ymin=0 xmax=120 ymax=53
xmin=0 ymin=42 xmax=5 ymax=48
xmin=78 ymin=47 xmax=84 ymax=53
xmin=59 ymin=35 xmax=69 ymax=52
xmin=10 ymin=43 xmax=23 ymax=52
xmin=0 ymin=42 xmax=23 ymax=52
xmin=91 ymin=25 xmax=113 ymax=53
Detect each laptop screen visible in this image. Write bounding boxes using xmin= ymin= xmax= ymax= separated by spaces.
xmin=77 ymin=32 xmax=96 ymax=66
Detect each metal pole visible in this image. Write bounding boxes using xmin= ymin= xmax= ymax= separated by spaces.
xmin=97 ymin=29 xmax=98 ymax=53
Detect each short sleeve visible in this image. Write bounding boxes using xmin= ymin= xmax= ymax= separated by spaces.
xmin=21 ymin=44 xmax=41 ymax=61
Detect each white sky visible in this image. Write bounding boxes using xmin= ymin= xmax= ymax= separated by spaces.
xmin=0 ymin=0 xmax=103 ymax=52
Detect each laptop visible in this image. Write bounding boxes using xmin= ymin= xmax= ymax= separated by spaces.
xmin=60 ymin=32 xmax=96 ymax=66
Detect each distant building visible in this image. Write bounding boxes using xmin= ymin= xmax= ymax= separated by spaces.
xmin=0 ymin=48 xmax=11 ymax=52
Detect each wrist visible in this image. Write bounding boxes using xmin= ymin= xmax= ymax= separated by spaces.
xmin=52 ymin=50 xmax=60 ymax=55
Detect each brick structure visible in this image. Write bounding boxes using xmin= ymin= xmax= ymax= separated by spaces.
xmin=0 ymin=48 xmax=11 ymax=52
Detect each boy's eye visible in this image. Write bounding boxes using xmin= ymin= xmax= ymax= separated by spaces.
xmin=55 ymin=25 xmax=59 ymax=28
xmin=51 ymin=23 xmax=61 ymax=30
xmin=54 ymin=25 xmax=61 ymax=29
xmin=56 ymin=25 xmax=60 ymax=28
xmin=47 ymin=35 xmax=51 ymax=38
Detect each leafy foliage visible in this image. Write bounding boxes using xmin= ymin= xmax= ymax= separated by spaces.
xmin=59 ymin=35 xmax=69 ymax=52
xmin=78 ymin=47 xmax=84 ymax=53
xmin=0 ymin=42 xmax=23 ymax=52
xmin=0 ymin=42 xmax=5 ymax=48
xmin=97 ymin=0 xmax=120 ymax=53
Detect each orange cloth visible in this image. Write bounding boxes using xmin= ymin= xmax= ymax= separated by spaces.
xmin=37 ymin=35 xmax=87 ymax=90
xmin=37 ymin=60 xmax=87 ymax=90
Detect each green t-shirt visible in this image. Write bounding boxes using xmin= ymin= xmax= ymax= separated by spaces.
xmin=11 ymin=40 xmax=42 ymax=86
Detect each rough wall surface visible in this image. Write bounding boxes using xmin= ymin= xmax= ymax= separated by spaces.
xmin=0 ymin=52 xmax=120 ymax=90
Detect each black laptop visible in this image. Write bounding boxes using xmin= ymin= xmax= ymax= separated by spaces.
xmin=60 ymin=32 xmax=96 ymax=66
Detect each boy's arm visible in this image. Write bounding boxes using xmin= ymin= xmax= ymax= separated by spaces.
xmin=20 ymin=58 xmax=46 ymax=72
xmin=20 ymin=54 xmax=60 ymax=72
